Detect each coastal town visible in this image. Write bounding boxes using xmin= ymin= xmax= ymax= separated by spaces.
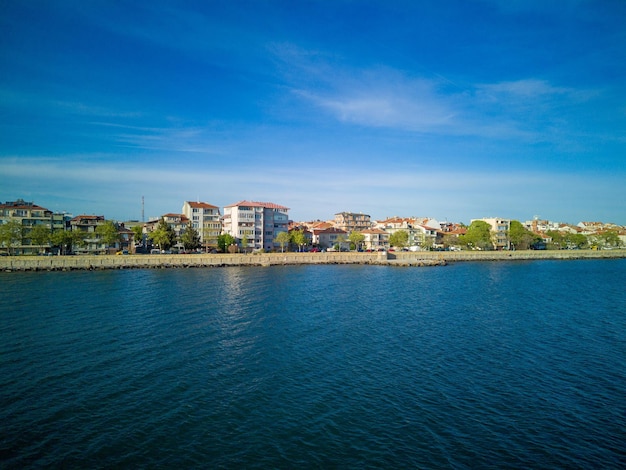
xmin=1 ymin=198 xmax=624 ymax=257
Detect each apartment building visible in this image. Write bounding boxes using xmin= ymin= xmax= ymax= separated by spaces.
xmin=182 ymin=201 xmax=221 ymax=249
xmin=69 ymin=215 xmax=107 ymax=254
xmin=145 ymin=214 xmax=189 ymax=249
xmin=361 ymin=228 xmax=390 ymax=250
xmin=0 ymin=199 xmax=67 ymax=254
xmin=375 ymin=216 xmax=441 ymax=249
xmin=473 ymin=217 xmax=511 ymax=250
xmin=223 ymin=201 xmax=289 ymax=251
xmin=334 ymin=212 xmax=372 ymax=232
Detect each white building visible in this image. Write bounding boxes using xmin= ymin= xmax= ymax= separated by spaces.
xmin=182 ymin=201 xmax=221 ymax=249
xmin=473 ymin=217 xmax=511 ymax=250
xmin=222 ymin=200 xmax=289 ymax=251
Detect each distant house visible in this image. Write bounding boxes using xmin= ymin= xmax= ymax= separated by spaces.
xmin=361 ymin=228 xmax=389 ymax=251
xmin=117 ymin=224 xmax=134 ymax=253
xmin=312 ymin=227 xmax=348 ymax=250
xmin=223 ymin=201 xmax=290 ymax=251
xmin=145 ymin=213 xmax=189 ymax=250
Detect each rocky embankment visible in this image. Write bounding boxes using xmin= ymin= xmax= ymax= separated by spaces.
xmin=1 ymin=249 xmax=625 ymax=272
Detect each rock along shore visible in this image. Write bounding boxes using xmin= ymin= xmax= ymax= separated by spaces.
xmin=1 ymin=249 xmax=625 ymax=272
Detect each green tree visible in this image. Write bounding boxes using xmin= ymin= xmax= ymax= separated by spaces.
xmin=566 ymin=233 xmax=588 ymax=249
xmin=389 ymin=230 xmax=409 ymax=249
xmin=0 ymin=220 xmax=23 ymax=255
xmin=508 ymin=220 xmax=540 ymax=250
xmin=291 ymin=230 xmax=307 ymax=252
xmin=148 ymin=218 xmax=176 ymax=251
xmin=217 ymin=233 xmax=235 ymax=253
xmin=180 ymin=226 xmax=201 ymax=251
xmin=422 ymin=237 xmax=435 ymax=251
xmin=29 ymin=224 xmax=52 ymax=253
xmin=334 ymin=234 xmax=347 ymax=251
xmin=599 ymin=230 xmax=621 ymax=248
xmin=131 ymin=225 xmax=144 ymax=247
xmin=274 ymin=231 xmax=291 ymax=253
xmin=442 ymin=233 xmax=461 ymax=250
xmin=459 ymin=220 xmax=493 ymax=250
xmin=51 ymin=230 xmax=85 ymax=255
xmin=96 ymin=220 xmax=121 ymax=251
xmin=240 ymin=234 xmax=249 ymax=253
xmin=546 ymin=230 xmax=565 ymax=250
xmin=348 ymin=231 xmax=365 ymax=251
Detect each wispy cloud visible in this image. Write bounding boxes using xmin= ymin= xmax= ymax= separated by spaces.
xmin=270 ymin=45 xmax=598 ymax=143
xmin=293 ymin=73 xmax=456 ymax=131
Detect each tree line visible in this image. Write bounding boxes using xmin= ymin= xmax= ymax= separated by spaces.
xmin=2 ymin=217 xmax=622 ymax=255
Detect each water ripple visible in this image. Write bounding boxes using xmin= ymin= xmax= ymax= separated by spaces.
xmin=1 ymin=261 xmax=625 ymax=468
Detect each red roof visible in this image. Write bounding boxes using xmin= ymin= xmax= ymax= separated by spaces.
xmin=1 ymin=200 xmax=50 ymax=211
xmin=225 ymin=200 xmax=289 ymax=210
xmin=186 ymin=201 xmax=218 ymax=209
xmin=313 ymin=227 xmax=347 ymax=235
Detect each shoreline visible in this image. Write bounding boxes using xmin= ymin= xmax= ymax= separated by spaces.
xmin=1 ymin=249 xmax=625 ymax=272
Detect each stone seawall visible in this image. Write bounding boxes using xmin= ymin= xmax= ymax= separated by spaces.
xmin=1 ymin=250 xmax=624 ymax=272
xmin=389 ymin=249 xmax=626 ymax=262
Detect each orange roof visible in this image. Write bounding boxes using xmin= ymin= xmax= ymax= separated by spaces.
xmin=361 ymin=228 xmax=387 ymax=234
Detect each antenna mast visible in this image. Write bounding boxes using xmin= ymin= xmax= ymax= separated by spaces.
xmin=142 ymin=196 xmax=145 ymax=222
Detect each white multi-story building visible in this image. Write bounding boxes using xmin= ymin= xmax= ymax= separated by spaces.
xmin=182 ymin=201 xmax=221 ymax=249
xmin=473 ymin=217 xmax=511 ymax=250
xmin=375 ymin=216 xmax=440 ymax=249
xmin=222 ymin=201 xmax=289 ymax=251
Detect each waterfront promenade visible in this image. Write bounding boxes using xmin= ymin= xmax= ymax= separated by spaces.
xmin=1 ymin=249 xmax=625 ymax=271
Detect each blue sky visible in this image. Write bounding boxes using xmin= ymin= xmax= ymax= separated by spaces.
xmin=1 ymin=0 xmax=625 ymax=224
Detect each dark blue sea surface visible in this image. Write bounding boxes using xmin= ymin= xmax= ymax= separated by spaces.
xmin=1 ymin=260 xmax=625 ymax=468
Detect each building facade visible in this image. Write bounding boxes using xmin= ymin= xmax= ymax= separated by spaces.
xmin=182 ymin=201 xmax=221 ymax=249
xmin=334 ymin=212 xmax=372 ymax=233
xmin=0 ymin=199 xmax=64 ymax=255
xmin=311 ymin=227 xmax=348 ymax=250
xmin=473 ymin=217 xmax=511 ymax=250
xmin=145 ymin=214 xmax=189 ymax=251
xmin=375 ymin=217 xmax=441 ymax=249
xmin=223 ymin=201 xmax=290 ymax=251
xmin=69 ymin=215 xmax=107 ymax=254
xmin=361 ymin=228 xmax=390 ymax=251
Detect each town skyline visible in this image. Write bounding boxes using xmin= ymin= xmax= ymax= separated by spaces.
xmin=1 ymin=1 xmax=625 ymax=224
xmin=2 ymin=196 xmax=624 ymax=231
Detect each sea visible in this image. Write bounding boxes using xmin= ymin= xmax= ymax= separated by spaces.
xmin=1 ymin=259 xmax=625 ymax=469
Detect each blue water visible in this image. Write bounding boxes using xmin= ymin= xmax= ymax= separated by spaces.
xmin=1 ymin=260 xmax=625 ymax=468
